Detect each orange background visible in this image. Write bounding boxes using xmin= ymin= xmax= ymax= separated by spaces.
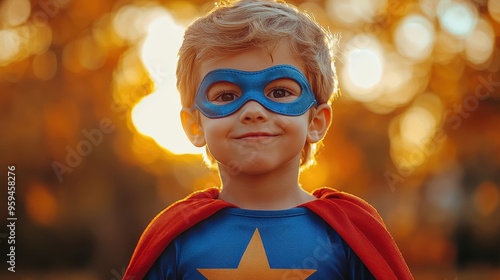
xmin=0 ymin=0 xmax=499 ymax=279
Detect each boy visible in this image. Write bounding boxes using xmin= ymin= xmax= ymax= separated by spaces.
xmin=124 ymin=0 xmax=413 ymax=279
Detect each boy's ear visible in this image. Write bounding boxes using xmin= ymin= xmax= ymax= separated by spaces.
xmin=180 ymin=108 xmax=206 ymax=147
xmin=307 ymin=103 xmax=332 ymax=143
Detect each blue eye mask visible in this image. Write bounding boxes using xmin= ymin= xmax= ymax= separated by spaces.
xmin=193 ymin=64 xmax=317 ymax=118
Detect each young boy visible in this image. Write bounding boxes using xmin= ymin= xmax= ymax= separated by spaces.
xmin=124 ymin=0 xmax=413 ymax=279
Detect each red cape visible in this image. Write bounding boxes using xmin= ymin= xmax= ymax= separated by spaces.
xmin=124 ymin=187 xmax=413 ymax=279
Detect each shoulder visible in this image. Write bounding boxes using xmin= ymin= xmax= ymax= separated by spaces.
xmin=305 ymin=187 xmax=413 ymax=280
xmin=308 ymin=187 xmax=384 ymax=224
xmin=147 ymin=187 xmax=233 ymax=232
xmin=124 ymin=187 xmax=234 ymax=280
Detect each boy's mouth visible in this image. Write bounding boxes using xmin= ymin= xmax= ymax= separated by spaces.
xmin=235 ymin=132 xmax=277 ymax=140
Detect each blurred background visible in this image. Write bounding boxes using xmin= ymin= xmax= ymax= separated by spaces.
xmin=0 ymin=0 xmax=499 ymax=279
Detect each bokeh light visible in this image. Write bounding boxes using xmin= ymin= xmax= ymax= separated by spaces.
xmin=26 ymin=182 xmax=58 ymax=226
xmin=389 ymin=93 xmax=443 ymax=170
xmin=0 ymin=0 xmax=31 ymax=27
xmin=438 ymin=0 xmax=477 ymax=37
xmin=326 ymin=0 xmax=387 ymax=26
xmin=464 ymin=18 xmax=495 ymax=66
xmin=489 ymin=0 xmax=500 ymax=23
xmin=0 ymin=29 xmax=21 ymax=66
xmin=341 ymin=35 xmax=384 ymax=102
xmin=394 ymin=14 xmax=435 ymax=62
xmin=419 ymin=0 xmax=440 ymax=19
xmin=400 ymin=106 xmax=437 ymax=147
xmin=378 ymin=52 xmax=416 ymax=107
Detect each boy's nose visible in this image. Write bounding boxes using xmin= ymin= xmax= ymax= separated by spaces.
xmin=239 ymin=101 xmax=269 ymax=123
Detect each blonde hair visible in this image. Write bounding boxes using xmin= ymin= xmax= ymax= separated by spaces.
xmin=176 ymin=0 xmax=339 ymax=169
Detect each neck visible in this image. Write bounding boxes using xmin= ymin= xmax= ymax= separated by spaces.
xmin=217 ymin=159 xmax=314 ymax=210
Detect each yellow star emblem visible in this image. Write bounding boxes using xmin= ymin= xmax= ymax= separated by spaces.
xmin=197 ymin=228 xmax=316 ymax=279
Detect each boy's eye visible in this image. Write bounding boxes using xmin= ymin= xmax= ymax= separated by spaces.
xmin=217 ymin=92 xmax=239 ymax=102
xmin=265 ymin=78 xmax=301 ymax=103
xmin=267 ymin=88 xmax=293 ymax=99
xmin=207 ymin=82 xmax=241 ymax=104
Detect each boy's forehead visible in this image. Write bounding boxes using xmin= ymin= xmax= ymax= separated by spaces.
xmin=197 ymin=43 xmax=306 ymax=85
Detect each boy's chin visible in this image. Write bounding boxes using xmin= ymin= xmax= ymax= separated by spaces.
xmin=218 ymin=160 xmax=270 ymax=176
xmin=218 ymin=157 xmax=296 ymax=176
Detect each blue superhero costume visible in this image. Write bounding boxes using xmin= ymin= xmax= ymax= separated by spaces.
xmin=145 ymin=207 xmax=374 ymax=279
xmin=124 ymin=188 xmax=413 ymax=279
xmin=124 ymin=66 xmax=413 ymax=279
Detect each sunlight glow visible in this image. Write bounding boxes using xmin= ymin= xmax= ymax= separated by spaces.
xmin=131 ymin=89 xmax=200 ymax=155
xmin=113 ymin=5 xmax=149 ymax=42
xmin=132 ymin=10 xmax=202 ymax=155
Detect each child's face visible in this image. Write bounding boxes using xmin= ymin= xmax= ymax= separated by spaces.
xmin=183 ymin=43 xmax=324 ymax=174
